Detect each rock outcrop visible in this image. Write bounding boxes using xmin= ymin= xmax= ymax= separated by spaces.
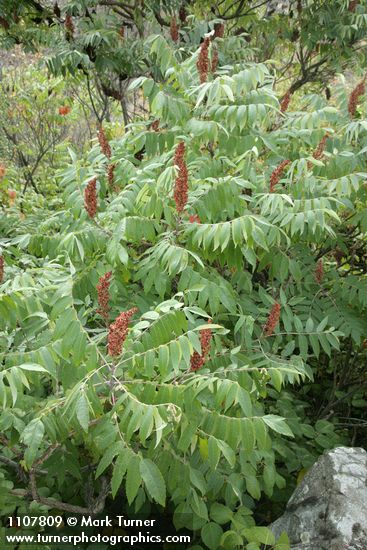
xmin=270 ymin=447 xmax=367 ymax=550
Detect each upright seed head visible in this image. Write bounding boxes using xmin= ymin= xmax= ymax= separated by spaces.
xmin=97 ymin=126 xmax=112 ymax=158
xmin=312 ymin=133 xmax=329 ymax=160
xmin=107 ymin=307 xmax=137 ymax=356
xmin=280 ymin=91 xmax=292 ymax=113
xmin=197 ymin=37 xmax=210 ymax=84
xmin=348 ymin=77 xmax=366 ymax=117
xmin=315 ymin=258 xmax=324 ymax=284
xmin=107 ymin=163 xmax=116 ymax=188
xmin=269 ymin=160 xmax=291 ymax=193
xmin=173 ymin=142 xmax=188 ymax=213
xmin=213 ymin=22 xmax=225 ymax=39
xmin=0 ymin=256 xmax=4 ymax=283
xmin=200 ymin=319 xmax=212 ymax=358
xmin=170 ymin=16 xmax=179 ymax=42
xmin=211 ymin=46 xmax=219 ymax=74
xmin=97 ymin=271 xmax=112 ymax=322
xmin=190 ymin=352 xmax=205 ymax=371
xmin=263 ymin=303 xmax=281 ymax=337
xmin=190 ymin=319 xmax=212 ymax=371
xmin=64 ymin=14 xmax=74 ymax=37
xmin=84 ymin=177 xmax=97 ymax=218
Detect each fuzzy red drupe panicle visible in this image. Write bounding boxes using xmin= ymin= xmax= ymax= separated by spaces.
xmin=307 ymin=133 xmax=329 ymax=169
xmin=107 ymin=163 xmax=116 ymax=188
xmin=0 ymin=256 xmax=4 ymax=283
xmin=280 ymin=91 xmax=292 ymax=113
xmin=190 ymin=320 xmax=212 ymax=371
xmin=213 ymin=23 xmax=225 ymax=39
xmin=315 ymin=258 xmax=324 ymax=284
xmin=108 ymin=308 xmax=138 ymax=356
xmin=197 ymin=37 xmax=210 ymax=84
xmin=170 ymin=17 xmax=179 ymax=42
xmin=211 ymin=47 xmax=219 ymax=73
xmin=97 ymin=271 xmax=112 ymax=322
xmin=264 ymin=303 xmax=281 ymax=337
xmin=64 ymin=14 xmax=74 ymax=37
xmin=312 ymin=134 xmax=329 ymax=160
xmin=84 ymin=177 xmax=97 ymax=218
xmin=97 ymin=126 xmax=112 ymax=158
xmin=269 ymin=160 xmax=291 ymax=193
xmin=173 ymin=142 xmax=188 ymax=213
xmin=348 ymin=77 xmax=366 ymax=117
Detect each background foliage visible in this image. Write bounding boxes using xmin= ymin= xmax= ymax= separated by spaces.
xmin=1 ymin=1 xmax=367 ymax=549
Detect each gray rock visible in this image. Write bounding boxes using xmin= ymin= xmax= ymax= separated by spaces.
xmin=270 ymin=447 xmax=367 ymax=550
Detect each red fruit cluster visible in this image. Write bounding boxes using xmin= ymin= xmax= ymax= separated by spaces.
xmin=59 ymin=105 xmax=71 ymax=116
xmin=312 ymin=133 xmax=329 ymax=160
xmin=170 ymin=17 xmax=179 ymax=42
xmin=315 ymin=258 xmax=324 ymax=284
xmin=173 ymin=142 xmax=188 ymax=213
xmin=119 ymin=26 xmax=125 ymax=38
xmin=269 ymin=160 xmax=291 ymax=193
xmin=201 ymin=322 xmax=212 ymax=356
xmin=348 ymin=0 xmax=359 ymax=11
xmin=213 ymin=23 xmax=225 ymax=39
xmin=179 ymin=6 xmax=187 ymax=23
xmin=97 ymin=271 xmax=112 ymax=322
xmin=189 ymin=214 xmax=201 ymax=223
xmin=0 ymin=164 xmax=6 ymax=178
xmin=0 ymin=256 xmax=4 ymax=283
xmin=107 ymin=163 xmax=116 ymax=188
xmin=108 ymin=307 xmax=137 ymax=356
xmin=280 ymin=91 xmax=292 ymax=113
xmin=150 ymin=119 xmax=160 ymax=132
xmin=190 ymin=320 xmax=212 ymax=371
xmin=84 ymin=177 xmax=97 ymax=218
xmin=307 ymin=133 xmax=329 ymax=169
xmin=263 ymin=303 xmax=281 ymax=337
xmin=64 ymin=14 xmax=74 ymax=37
xmin=97 ymin=126 xmax=112 ymax=159
xmin=211 ymin=47 xmax=219 ymax=74
xmin=348 ymin=76 xmax=366 ymax=117
xmin=197 ymin=37 xmax=210 ymax=84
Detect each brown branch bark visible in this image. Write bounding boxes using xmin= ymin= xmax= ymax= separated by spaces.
xmin=26 ymin=470 xmax=109 ymax=514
